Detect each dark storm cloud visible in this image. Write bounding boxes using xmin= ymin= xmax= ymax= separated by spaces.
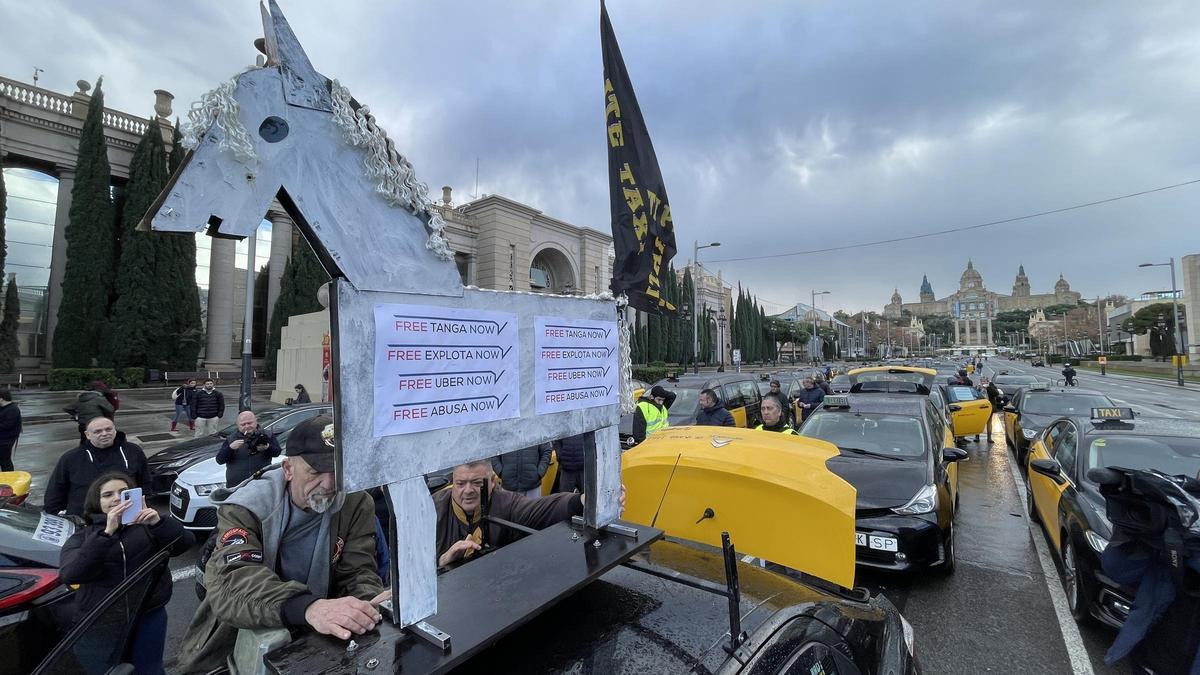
xmin=4 ymin=0 xmax=1198 ymax=312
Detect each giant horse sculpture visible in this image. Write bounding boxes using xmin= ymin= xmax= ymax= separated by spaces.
xmin=143 ymin=0 xmax=631 ymax=642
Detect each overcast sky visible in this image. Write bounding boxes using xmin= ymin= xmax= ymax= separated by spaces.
xmin=4 ymin=0 xmax=1199 ymax=313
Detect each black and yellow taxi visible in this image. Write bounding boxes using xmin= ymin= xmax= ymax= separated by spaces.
xmin=935 ymin=383 xmax=992 ymax=440
xmin=1002 ymin=386 xmax=1117 ymax=466
xmin=798 ymin=393 xmax=967 ymax=573
xmin=1025 ymin=408 xmax=1200 ymax=626
xmin=847 ymin=366 xmax=988 ymax=440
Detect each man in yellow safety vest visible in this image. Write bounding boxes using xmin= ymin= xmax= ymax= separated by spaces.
xmin=755 ymin=396 xmax=798 ymax=435
xmin=632 ymin=385 xmax=676 ymax=445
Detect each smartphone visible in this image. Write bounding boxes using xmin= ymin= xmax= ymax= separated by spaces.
xmin=120 ymin=488 xmax=143 ymax=525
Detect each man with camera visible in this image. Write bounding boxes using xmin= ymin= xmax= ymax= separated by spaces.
xmin=216 ymin=411 xmax=283 ymax=487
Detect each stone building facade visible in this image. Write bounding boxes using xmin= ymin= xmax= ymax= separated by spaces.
xmin=884 ymin=260 xmax=1082 ymax=345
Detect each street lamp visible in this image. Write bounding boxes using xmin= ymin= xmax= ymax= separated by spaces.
xmin=691 ymin=241 xmax=721 ymax=374
xmin=1139 ymin=259 xmax=1186 ymax=386
xmin=717 ymin=306 xmax=727 ymax=371
xmin=811 ymin=290 xmax=830 ymax=364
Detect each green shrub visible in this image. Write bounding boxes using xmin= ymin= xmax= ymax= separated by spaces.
xmin=49 ymin=368 xmax=118 ymax=390
xmin=633 ymin=366 xmax=670 ymax=384
xmin=119 ymin=368 xmax=145 ymax=388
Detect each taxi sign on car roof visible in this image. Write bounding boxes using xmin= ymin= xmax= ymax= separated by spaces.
xmin=823 ymin=395 xmax=851 ymax=408
xmin=1092 ymin=407 xmax=1135 ymax=420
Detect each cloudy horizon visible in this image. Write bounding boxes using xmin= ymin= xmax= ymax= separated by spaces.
xmin=3 ymin=0 xmax=1198 ymax=314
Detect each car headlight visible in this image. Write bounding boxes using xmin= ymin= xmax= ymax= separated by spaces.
xmin=893 ymin=484 xmax=938 ymax=515
xmin=1085 ymin=530 xmax=1109 ymax=553
xmin=194 ymin=482 xmax=225 ymax=497
xmin=1022 ymin=428 xmax=1038 ymax=440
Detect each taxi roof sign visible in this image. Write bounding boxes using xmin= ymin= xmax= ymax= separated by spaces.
xmin=823 ymin=395 xmax=851 ymax=408
xmin=1092 ymin=407 xmax=1134 ymax=420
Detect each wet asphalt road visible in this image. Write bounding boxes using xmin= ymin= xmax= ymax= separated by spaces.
xmin=20 ymin=363 xmax=1197 ymax=672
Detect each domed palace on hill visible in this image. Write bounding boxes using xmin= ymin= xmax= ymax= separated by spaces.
xmin=884 ymin=261 xmax=1081 ymax=345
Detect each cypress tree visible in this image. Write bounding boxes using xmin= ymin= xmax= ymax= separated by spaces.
xmin=265 ymin=233 xmax=329 ymax=377
xmin=158 ymin=119 xmax=203 ymax=368
xmin=53 ymin=78 xmax=116 ymax=367
xmin=681 ymin=268 xmax=694 ymax=366
xmin=169 ymin=119 xmax=185 ymax=174
xmin=101 ymin=116 xmax=169 ymax=370
xmin=0 ymin=278 xmax=19 ymax=374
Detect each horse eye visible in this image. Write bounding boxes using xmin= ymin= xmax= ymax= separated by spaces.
xmin=258 ymin=116 xmax=289 ymax=143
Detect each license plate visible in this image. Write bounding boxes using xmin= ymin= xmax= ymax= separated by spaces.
xmin=170 ymin=494 xmax=183 ymax=510
xmin=856 ymin=532 xmax=899 ymax=552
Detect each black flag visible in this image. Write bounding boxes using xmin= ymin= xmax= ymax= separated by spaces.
xmin=602 ymin=1 xmax=678 ymax=315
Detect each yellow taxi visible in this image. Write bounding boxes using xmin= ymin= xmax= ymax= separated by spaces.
xmin=846 ymin=366 xmax=983 ymax=442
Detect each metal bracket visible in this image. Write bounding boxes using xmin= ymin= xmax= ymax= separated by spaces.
xmin=408 ymin=620 xmax=452 ymax=652
xmin=570 ymin=516 xmax=639 ymax=539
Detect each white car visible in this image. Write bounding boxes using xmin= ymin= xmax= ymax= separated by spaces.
xmin=169 ymin=456 xmax=281 ymax=530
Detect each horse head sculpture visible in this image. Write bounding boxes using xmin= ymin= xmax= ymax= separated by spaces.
xmin=143 ymin=0 xmax=461 ymax=296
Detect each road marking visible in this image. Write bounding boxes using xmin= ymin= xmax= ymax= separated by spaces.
xmin=171 ymin=567 xmax=196 ymax=582
xmin=1006 ymin=454 xmax=1096 ymax=675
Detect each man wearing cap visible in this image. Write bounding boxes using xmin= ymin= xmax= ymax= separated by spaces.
xmin=177 ymin=415 xmax=386 ymax=673
xmin=632 ymin=385 xmax=677 ymax=445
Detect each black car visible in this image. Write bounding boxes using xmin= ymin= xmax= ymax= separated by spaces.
xmin=146 ymin=403 xmax=330 ymax=495
xmin=266 ymin=534 xmax=919 ymax=674
xmin=829 ymin=374 xmax=852 ymax=393
xmin=1026 ymin=410 xmax=1200 ymax=627
xmin=1002 ymin=387 xmax=1116 ymax=466
xmin=799 ymin=393 xmax=966 ymax=573
xmin=990 ymin=374 xmax=1047 ymax=404
xmin=0 ymin=503 xmax=78 ymax=672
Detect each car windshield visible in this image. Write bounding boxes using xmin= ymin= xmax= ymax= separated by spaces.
xmin=0 ymin=506 xmax=75 ymax=567
xmin=854 ymin=371 xmax=927 ymax=385
xmin=215 ymin=407 xmax=294 ymax=437
xmin=1023 ymin=393 xmax=1112 ymax=415
xmin=832 ymin=375 xmax=849 ymax=385
xmin=1086 ymin=436 xmax=1200 ymax=478
xmin=799 ymin=412 xmax=927 ymax=457
xmin=993 ymin=376 xmax=1041 ymax=385
xmin=667 ymin=388 xmax=701 ymax=415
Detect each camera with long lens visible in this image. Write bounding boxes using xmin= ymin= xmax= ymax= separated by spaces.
xmin=1088 ymin=466 xmax=1200 ymax=576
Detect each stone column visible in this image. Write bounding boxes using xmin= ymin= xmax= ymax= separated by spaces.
xmin=987 ymin=319 xmax=994 ymax=345
xmin=954 ymin=319 xmax=961 ymax=345
xmin=974 ymin=318 xmax=982 ymax=346
xmin=205 ymin=237 xmax=237 ymax=366
xmin=467 ymin=253 xmax=478 ymax=287
xmin=265 ymin=208 xmax=293 ymax=321
xmin=43 ymin=167 xmax=75 ymax=363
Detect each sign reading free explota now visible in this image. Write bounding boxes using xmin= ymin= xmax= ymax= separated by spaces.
xmin=535 ymin=316 xmax=619 ymax=415
xmin=373 ymin=304 xmax=520 ymax=436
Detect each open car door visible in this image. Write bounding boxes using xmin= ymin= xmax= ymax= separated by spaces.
xmin=944 ymin=384 xmax=992 ymax=437
xmin=621 ymin=427 xmax=857 ymax=588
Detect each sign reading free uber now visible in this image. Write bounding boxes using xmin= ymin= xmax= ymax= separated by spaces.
xmin=373 ymin=303 xmax=520 ymax=436
xmin=535 ymin=316 xmax=619 ymax=414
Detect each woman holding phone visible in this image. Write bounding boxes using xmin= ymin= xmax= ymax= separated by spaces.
xmin=59 ymin=472 xmax=194 ymax=675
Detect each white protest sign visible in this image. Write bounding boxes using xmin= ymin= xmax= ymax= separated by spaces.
xmin=535 ymin=316 xmax=619 ymax=414
xmin=373 ymin=304 xmax=520 ymax=436
xmin=33 ymin=512 xmax=72 ymax=547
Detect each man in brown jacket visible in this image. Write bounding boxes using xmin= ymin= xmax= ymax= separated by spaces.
xmin=435 ymin=459 xmax=600 ymax=569
xmin=176 ymin=415 xmax=386 ymax=673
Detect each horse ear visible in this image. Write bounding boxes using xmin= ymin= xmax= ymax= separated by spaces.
xmin=260 ymin=0 xmax=333 ymax=111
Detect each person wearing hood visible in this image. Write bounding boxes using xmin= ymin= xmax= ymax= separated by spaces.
xmin=64 ymin=386 xmax=115 ymax=437
xmin=755 ymin=397 xmax=797 ymax=435
xmin=632 ymin=385 xmax=677 ymax=445
xmin=695 ymin=388 xmax=735 ymax=427
xmin=176 ymin=415 xmax=386 ymax=673
xmin=44 ymin=417 xmax=152 ymax=516
xmin=59 ymin=471 xmax=193 ymax=675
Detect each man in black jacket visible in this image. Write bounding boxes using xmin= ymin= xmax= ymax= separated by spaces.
xmin=695 ymin=389 xmax=735 ymax=427
xmin=171 ymin=379 xmax=197 ymax=432
xmin=44 ymin=417 xmax=152 ymax=516
xmin=554 ymin=433 xmax=587 ymax=494
xmin=190 ymin=379 xmax=225 ymax=438
xmin=492 ymin=442 xmax=552 ymax=498
xmin=793 ymin=378 xmax=825 ymax=423
xmin=216 ymin=411 xmax=283 ymax=487
xmin=765 ymin=380 xmax=792 ymax=426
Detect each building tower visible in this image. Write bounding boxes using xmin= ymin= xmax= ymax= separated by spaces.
xmin=959 ymin=259 xmax=983 ymax=291
xmin=1012 ymin=264 xmax=1031 ymax=298
xmin=919 ymin=275 xmax=935 ymax=303
xmin=1055 ymin=274 xmax=1072 ymax=302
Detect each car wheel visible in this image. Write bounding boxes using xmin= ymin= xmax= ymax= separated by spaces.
xmin=936 ymin=522 xmax=956 ymax=575
xmin=1063 ymin=537 xmax=1094 ymax=625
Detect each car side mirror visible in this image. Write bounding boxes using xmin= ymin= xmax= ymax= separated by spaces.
xmin=942 ymin=447 xmax=968 ymax=462
xmin=1030 ymin=458 xmax=1066 ymax=485
xmin=947 ymin=404 xmax=962 ymax=412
